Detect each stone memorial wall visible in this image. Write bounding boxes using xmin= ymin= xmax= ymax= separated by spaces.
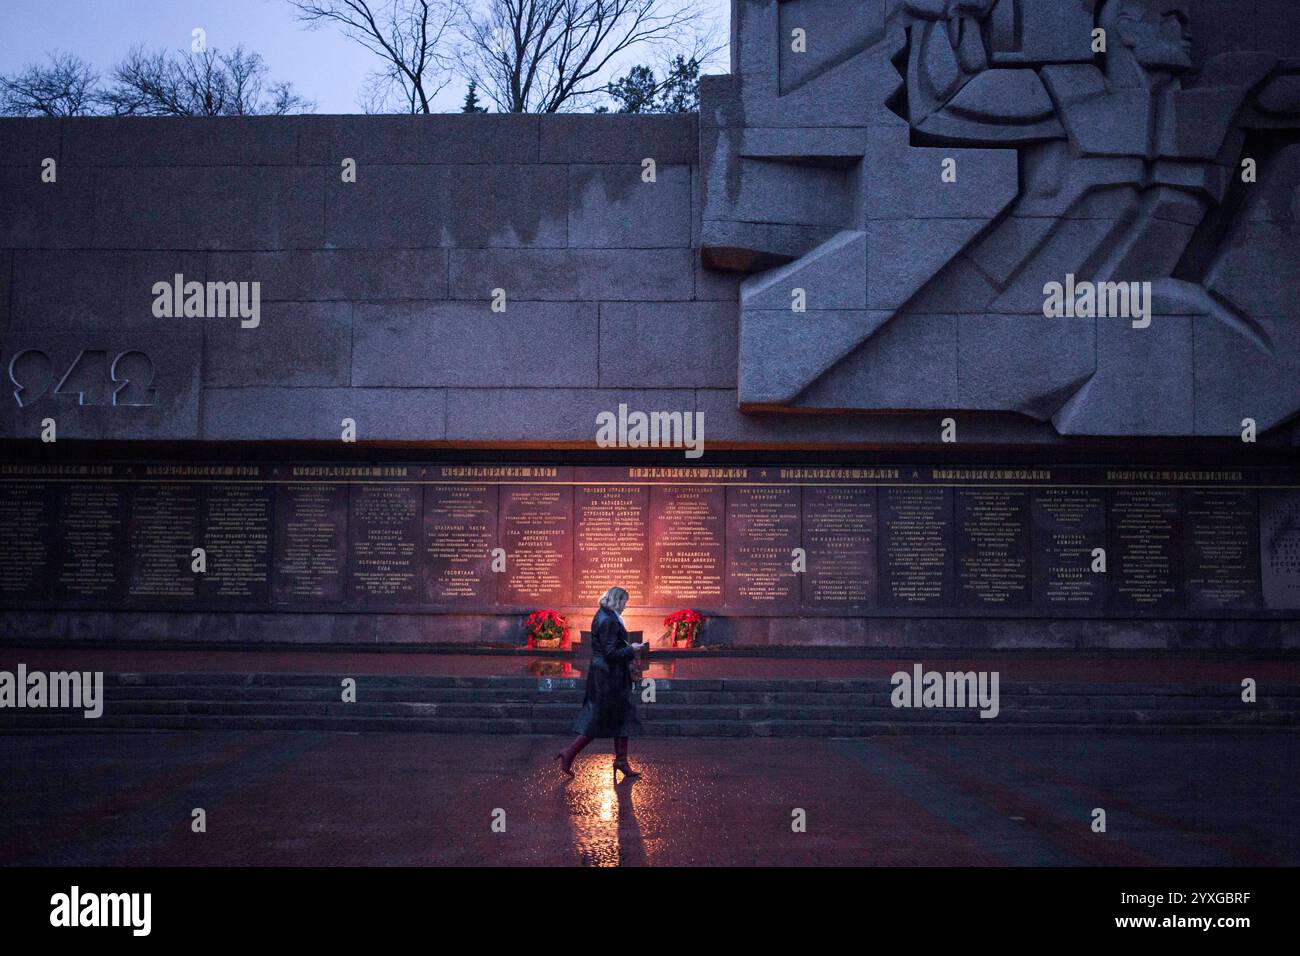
xmin=4 ymin=1 xmax=1300 ymax=451
xmin=3 ymin=0 xmax=1300 ymax=651
xmin=3 ymin=464 xmax=1298 ymax=640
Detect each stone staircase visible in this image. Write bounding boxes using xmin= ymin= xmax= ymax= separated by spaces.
xmin=3 ymin=672 xmax=1299 ymax=735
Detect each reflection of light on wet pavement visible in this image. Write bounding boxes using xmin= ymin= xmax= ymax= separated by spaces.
xmin=558 ymin=756 xmax=652 ymax=867
xmin=523 ymin=659 xmax=684 ymax=680
xmin=551 ymin=752 xmax=718 ymax=867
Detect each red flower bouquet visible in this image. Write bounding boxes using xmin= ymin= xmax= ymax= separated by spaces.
xmin=662 ymin=609 xmax=704 ymax=648
xmin=525 ymin=609 xmax=570 ymax=649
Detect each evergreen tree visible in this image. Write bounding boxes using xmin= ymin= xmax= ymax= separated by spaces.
xmin=602 ymin=56 xmax=701 ymax=114
xmin=461 ymin=79 xmax=488 ymax=113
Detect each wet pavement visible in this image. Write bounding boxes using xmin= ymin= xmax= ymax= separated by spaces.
xmin=2 ymin=731 xmax=1296 ymax=866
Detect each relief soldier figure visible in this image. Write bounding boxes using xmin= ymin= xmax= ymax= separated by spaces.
xmin=701 ymin=0 xmax=1300 ymax=436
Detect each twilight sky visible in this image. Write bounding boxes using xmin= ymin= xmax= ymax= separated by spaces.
xmin=0 ymin=0 xmax=732 ymax=113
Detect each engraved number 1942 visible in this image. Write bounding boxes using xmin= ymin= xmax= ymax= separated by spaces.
xmin=6 ymin=349 xmax=157 ymax=408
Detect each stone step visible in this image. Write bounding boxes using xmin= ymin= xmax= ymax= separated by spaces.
xmin=95 ymin=673 xmax=1300 ymax=697
xmin=96 ymin=674 xmax=1300 ymax=699
xmin=94 ymin=684 xmax=1300 ymax=710
xmin=16 ymin=697 xmax=1286 ymax=718
xmin=6 ymin=671 xmax=1296 ymax=735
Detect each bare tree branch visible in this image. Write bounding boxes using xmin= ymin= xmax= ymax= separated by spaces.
xmin=456 ymin=0 xmax=721 ymax=113
xmin=104 ymin=45 xmax=314 ymax=116
xmin=288 ymin=0 xmax=458 ymax=112
xmin=0 ymin=52 xmax=101 ymax=116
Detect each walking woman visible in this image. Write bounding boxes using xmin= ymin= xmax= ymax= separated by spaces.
xmin=555 ymin=586 xmax=648 ymax=781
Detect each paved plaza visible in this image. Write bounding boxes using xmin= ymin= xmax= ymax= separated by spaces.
xmin=2 ymin=730 xmax=1295 ymax=866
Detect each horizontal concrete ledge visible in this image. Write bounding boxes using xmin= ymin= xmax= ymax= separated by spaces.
xmin=4 ymin=637 xmax=1299 ymax=662
xmin=5 ymin=611 xmax=1299 ymax=653
xmin=6 ymin=436 xmax=1297 ymax=456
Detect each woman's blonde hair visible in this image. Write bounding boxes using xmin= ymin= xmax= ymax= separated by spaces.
xmin=599 ymin=586 xmax=629 ymax=611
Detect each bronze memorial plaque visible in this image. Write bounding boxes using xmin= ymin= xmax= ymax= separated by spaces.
xmin=956 ymin=487 xmax=1032 ymax=610
xmin=348 ymin=472 xmax=423 ymax=606
xmin=423 ymin=478 xmax=499 ymax=606
xmin=272 ymin=472 xmax=349 ymax=606
xmin=879 ymin=485 xmax=954 ymax=609
xmin=1031 ymin=486 xmax=1107 ymax=612
xmin=125 ymin=476 xmax=200 ymax=605
xmin=498 ymin=478 xmax=573 ymax=607
xmin=0 ymin=462 xmax=1292 ymax=619
xmin=53 ymin=473 xmax=128 ymax=606
xmin=573 ymin=479 xmax=649 ymax=606
xmin=801 ymin=485 xmax=876 ymax=609
xmin=199 ymin=471 xmax=273 ymax=608
xmin=648 ymin=480 xmax=725 ymax=608
xmin=725 ymin=482 xmax=801 ymax=611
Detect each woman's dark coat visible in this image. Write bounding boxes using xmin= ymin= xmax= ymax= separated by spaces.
xmin=571 ymin=607 xmax=642 ymax=738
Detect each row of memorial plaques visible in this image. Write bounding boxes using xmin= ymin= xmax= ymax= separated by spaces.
xmin=1 ymin=465 xmax=1299 ymax=614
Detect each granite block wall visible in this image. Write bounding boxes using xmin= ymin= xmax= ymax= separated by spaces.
xmin=7 ymin=5 xmax=1300 ymax=449
xmin=4 ymin=0 xmax=1300 ymax=651
xmin=0 ymin=108 xmax=1075 ymax=449
xmin=703 ymin=0 xmax=1300 ymax=442
xmin=0 ymin=112 xmax=756 ymax=449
